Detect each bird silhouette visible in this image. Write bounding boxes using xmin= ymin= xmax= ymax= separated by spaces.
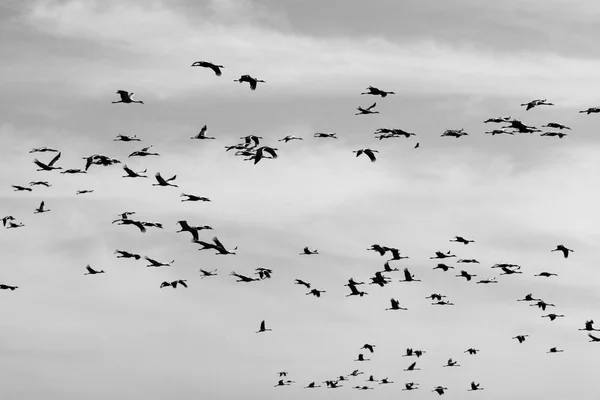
xmin=386 ymin=298 xmax=407 ymax=311
xmin=551 ymin=244 xmax=573 ymax=258
xmin=191 ymin=61 xmax=224 ymax=76
xmin=300 ymin=247 xmax=318 ymax=255
xmin=160 ymin=280 xmax=188 ymax=289
xmin=153 ymin=172 xmax=178 ymax=187
xmin=256 ymin=320 xmax=272 ymax=333
xmin=234 ymin=75 xmax=265 ymax=90
xmin=112 ymin=90 xmax=144 ymax=104
xmin=191 ymin=125 xmax=215 ymax=140
xmin=33 ymin=201 xmax=50 ymax=214
xmin=468 ymin=382 xmax=484 ymax=391
xmin=361 ymin=86 xmax=395 ymax=97
xmin=353 ymin=148 xmax=379 ymax=162
xmin=84 ymin=265 xmax=105 ymax=275
xmin=355 ymin=102 xmax=379 ymax=115
xmin=513 ymin=335 xmax=529 ymax=343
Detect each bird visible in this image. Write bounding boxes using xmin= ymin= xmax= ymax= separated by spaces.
xmin=551 ymin=244 xmax=573 ymax=258
xmin=203 ymin=237 xmax=237 ymax=255
xmin=278 ymin=135 xmax=303 ymax=143
xmin=346 ymin=284 xmax=368 ymax=297
xmin=426 ymin=293 xmax=446 ymax=301
xmin=517 ymin=293 xmax=541 ymax=302
xmin=456 ymin=270 xmax=477 ymax=281
xmin=256 ymin=320 xmax=272 ymax=333
xmin=433 ymin=263 xmax=454 ymax=272
xmin=468 ymin=382 xmax=484 ymax=391
xmin=314 ymin=132 xmax=337 ymax=138
xmin=402 ymin=382 xmax=419 ymax=391
xmin=2 ymin=216 xmax=15 ymax=227
xmin=121 ymin=165 xmax=147 ymax=178
xmin=353 ymin=148 xmax=379 ymax=162
xmin=347 ymin=369 xmax=364 ymax=377
xmin=386 ymin=298 xmax=407 ymax=310
xmin=361 ymin=86 xmax=395 ymax=97
xmin=112 ymin=90 xmax=144 ymax=104
xmin=513 ymin=335 xmax=529 ymax=343
xmin=29 ymin=181 xmax=51 ymax=187
xmin=304 ymin=382 xmax=321 ymax=388
xmin=579 ymin=107 xmax=600 ymax=114
xmin=245 ymin=146 xmax=278 ymax=165
xmin=306 ymin=289 xmax=326 ymax=297
xmin=181 ymin=193 xmax=211 ymax=202
xmin=381 ymin=261 xmax=399 ymax=272
xmin=547 ymin=347 xmax=564 ymax=353
xmin=199 ymin=269 xmax=218 ymax=278
xmin=255 ymin=268 xmax=273 ymax=280
xmin=160 ymin=280 xmax=188 ymax=289
xmin=354 ymin=354 xmax=370 ymax=361
xmin=430 ymin=251 xmax=456 ymax=259
xmin=414 ymin=142 xmax=420 ymax=148
xmin=0 ymin=284 xmax=19 ymax=291
xmin=579 ymin=320 xmax=600 ymax=332
xmin=355 ymin=102 xmax=379 ymax=115
xmin=443 ymin=358 xmax=460 ymax=367
xmin=379 ymin=378 xmax=393 ymax=384
xmin=399 ymin=268 xmax=421 ymax=282
xmin=432 ymin=386 xmax=448 ymax=395
xmin=541 ymin=132 xmax=568 ymax=138
xmin=521 ymin=98 xmax=554 ymax=110
xmin=114 ymin=250 xmax=141 ymax=260
xmin=60 ymin=169 xmax=86 ymax=174
xmin=535 ymin=271 xmax=558 ymax=277
xmin=274 ymin=379 xmax=294 ymax=387
xmin=501 ymin=119 xmax=541 ymax=133
xmin=5 ymin=221 xmax=24 ymax=229
xmin=144 ymin=256 xmax=174 ymax=268
xmin=542 ymin=313 xmax=565 ymax=321
xmin=432 ymin=300 xmax=454 ymax=306
xmin=33 ymin=152 xmax=62 ymax=171
xmin=300 ymin=247 xmax=318 ymax=255
xmin=84 ymin=265 xmax=105 ymax=275
xmin=12 ymin=185 xmax=32 ymax=192
xmin=530 ymin=300 xmax=555 ymax=311
xmin=191 ymin=125 xmax=215 ymax=140
xmin=542 ymin=123 xmax=570 ymax=131
xmin=484 ymin=116 xmax=512 ymax=123
xmin=368 ymin=244 xmax=388 ymax=256
xmin=234 ymin=75 xmax=265 ymax=90
xmin=76 ymin=190 xmax=94 ymax=195
xmin=450 ymin=236 xmax=475 ymax=244
xmin=458 ymin=259 xmax=479 ymax=264
xmin=33 ymin=201 xmax=49 ymax=214
xmin=485 ymin=129 xmax=515 ymax=135
xmin=294 ymin=279 xmax=311 ymax=289
xmin=112 ymin=218 xmax=146 ymax=233
xmin=191 ymin=61 xmax=224 ymax=76
xmin=476 ymin=278 xmax=498 ymax=284
xmin=361 ymin=344 xmax=375 ymax=353
xmin=240 ymin=135 xmax=262 ymax=147
xmin=499 ymin=266 xmax=522 ymax=275
xmin=441 ymin=128 xmax=468 ymax=138
xmin=114 ymin=134 xmax=141 ymax=142
xmin=465 ymin=348 xmax=479 ymax=355
xmin=588 ymin=334 xmax=600 ymax=342
xmin=128 ymin=146 xmax=159 ymax=157
xmin=153 ymin=172 xmax=178 ymax=187
xmin=29 ymin=147 xmax=58 ymax=153
xmin=176 ymin=220 xmax=209 ymax=241
xmin=230 ymin=271 xmax=259 ymax=282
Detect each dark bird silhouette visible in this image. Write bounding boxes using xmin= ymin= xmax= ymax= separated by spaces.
xmin=191 ymin=125 xmax=215 ymax=140
xmin=535 ymin=271 xmax=558 ymax=277
xmin=381 ymin=261 xmax=399 ymax=272
xmin=144 ymin=256 xmax=174 ymax=268
xmin=531 ymin=300 xmax=555 ymax=311
xmin=76 ymin=190 xmax=94 ymax=195
xmin=355 ymin=102 xmax=379 ymax=115
xmin=306 ymin=288 xmax=326 ymax=297
xmin=245 ymin=146 xmax=278 ymax=165
xmin=433 ymin=263 xmax=454 ymax=272
xmin=255 ymin=268 xmax=273 ymax=280
xmin=450 ymin=236 xmax=475 ymax=244
xmin=399 ymin=268 xmax=421 ymax=282
xmin=29 ymin=181 xmax=51 ymax=187
xmin=112 ymin=90 xmax=143 ymax=104
xmin=2 ymin=216 xmax=15 ymax=227
xmin=200 ymin=236 xmax=237 ymax=255
xmin=0 ymin=284 xmax=18 ymax=291
xmin=552 ymin=244 xmax=573 ymax=258
xmin=468 ymin=382 xmax=484 ymax=391
xmin=432 ymin=300 xmax=454 ymax=306
xmin=33 ymin=152 xmax=62 ymax=171
xmin=441 ymin=128 xmax=468 ymax=138
xmin=5 ymin=221 xmax=24 ymax=229
xmin=579 ymin=107 xmax=600 ymax=114
xmin=579 ymin=320 xmax=600 ymax=332
xmin=153 ymin=172 xmax=177 ymax=187
xmin=476 ymin=278 xmax=498 ymax=284
xmin=294 ymin=279 xmax=311 ymax=289
xmin=234 ymin=75 xmax=265 ymax=90
xmin=354 ymin=354 xmax=370 ymax=362
xmin=240 ymin=135 xmax=262 ymax=148
xmin=160 ymin=280 xmax=188 ymax=289
xmin=379 ymin=378 xmax=393 ymax=385
xmin=274 ymin=379 xmax=294 ymax=387
xmin=588 ymin=334 xmax=600 ymax=342
xmin=84 ymin=265 xmax=105 ymax=275
xmin=278 ymin=135 xmax=303 ymax=142
xmin=361 ymin=344 xmax=375 ymax=353
xmin=513 ymin=335 xmax=529 ymax=343
xmin=34 ymin=201 xmax=49 ymax=214
xmin=230 ymin=271 xmax=259 ymax=282
xmin=199 ymin=269 xmax=217 ymax=278
xmin=353 ymin=148 xmax=379 ymax=162
xmin=346 ymin=284 xmax=368 ymax=297
xmin=542 ymin=313 xmax=565 ymax=321
xmin=191 ymin=61 xmax=224 ymax=76
xmin=430 ymin=251 xmax=456 ymax=259
xmin=368 ymin=244 xmax=388 ymax=256
xmin=304 ymin=382 xmax=321 ymax=388
xmin=465 ymin=348 xmax=479 ymax=355
xmin=114 ymin=134 xmax=141 ymax=142
xmin=129 ymin=145 xmax=159 ymax=158
xmin=386 ymin=298 xmax=407 ymax=311
xmin=456 ymin=270 xmax=477 ymax=281
xmin=501 ymin=119 xmax=540 ymax=133
xmin=521 ymin=98 xmax=553 ymax=110
xmin=547 ymin=347 xmax=563 ymax=353
xmin=115 ymin=250 xmax=141 ymax=260
xmin=402 ymin=382 xmax=419 ymax=391
xmin=113 ymin=218 xmax=146 ymax=233
xmin=458 ymin=259 xmax=479 ymax=264
xmin=30 ymin=147 xmax=58 ymax=153
xmin=60 ymin=169 xmax=86 ymax=174
xmin=426 ymin=293 xmax=446 ymax=301
xmin=499 ymin=266 xmax=522 ymax=275
xmin=414 ymin=142 xmax=420 ymax=148
xmin=369 ymin=271 xmax=391 ymax=287
xmin=518 ymin=293 xmax=541 ymax=302
xmin=541 ymin=132 xmax=568 ymax=138
xmin=181 ymin=193 xmax=211 ymax=202
xmin=485 ymin=129 xmax=515 ymax=135
xmin=176 ymin=220 xmax=211 ymax=242
xmin=256 ymin=320 xmax=272 ymax=333
xmin=443 ymin=358 xmax=460 ymax=367
xmin=300 ymin=246 xmax=318 ymax=255
xmin=484 ymin=116 xmax=512 ymax=123
xmin=347 ymin=369 xmax=364 ymax=377
xmin=433 ymin=386 xmax=448 ymax=395
xmin=314 ymin=132 xmax=337 ymax=138
xmin=12 ymin=185 xmax=32 ymax=192
xmin=543 ymin=122 xmax=571 ymax=130
xmin=361 ymin=86 xmax=395 ymax=97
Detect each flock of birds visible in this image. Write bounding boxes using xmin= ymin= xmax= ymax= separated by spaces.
xmin=4 ymin=59 xmax=599 ymax=396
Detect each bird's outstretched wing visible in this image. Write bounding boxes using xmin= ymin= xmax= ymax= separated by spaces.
xmin=49 ymin=152 xmax=61 ymax=167
xmin=367 ymin=102 xmax=376 ymax=111
xmin=155 ymin=173 xmax=168 ymax=185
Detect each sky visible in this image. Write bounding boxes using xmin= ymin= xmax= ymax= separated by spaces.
xmin=1 ymin=0 xmax=599 ymax=398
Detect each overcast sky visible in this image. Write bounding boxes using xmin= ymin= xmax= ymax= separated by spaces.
xmin=1 ymin=0 xmax=599 ymax=398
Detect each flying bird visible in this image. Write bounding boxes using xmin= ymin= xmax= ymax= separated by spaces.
xmin=191 ymin=125 xmax=215 ymax=140
xmin=0 ymin=284 xmax=19 ymax=291
xmin=114 ymin=134 xmax=141 ymax=142
xmin=112 ymin=90 xmax=144 ymax=104
xmin=450 ymin=236 xmax=475 ymax=244
xmin=234 ymin=75 xmax=265 ymax=90
xmin=386 ymin=298 xmax=407 ymax=311
xmin=160 ymin=280 xmax=188 ymax=289
xmin=144 ymin=256 xmax=175 ymax=268
xmin=33 ymin=201 xmax=49 ymax=214
xmin=278 ymin=135 xmax=303 ymax=143
xmin=300 ymin=247 xmax=318 ymax=255
xmin=181 ymin=193 xmax=211 ymax=202
xmin=191 ymin=61 xmax=224 ymax=76
xmin=551 ymin=244 xmax=573 ymax=258
xmin=468 ymin=382 xmax=484 ymax=391
xmin=256 ymin=320 xmax=272 ymax=333
xmin=199 ymin=269 xmax=218 ymax=278
xmin=353 ymin=148 xmax=378 ymax=162
xmin=29 ymin=181 xmax=51 ymax=187
xmin=355 ymin=102 xmax=379 ymax=115
xmin=33 ymin=152 xmax=62 ymax=171
xmin=521 ymin=98 xmax=553 ymax=110
xmin=84 ymin=265 xmax=105 ymax=275
xmin=114 ymin=250 xmax=141 ymax=260
xmin=122 ymin=165 xmax=147 ymax=178
xmin=153 ymin=172 xmax=178 ymax=187
xmin=12 ymin=185 xmax=32 ymax=192
xmin=361 ymin=86 xmax=395 ymax=97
